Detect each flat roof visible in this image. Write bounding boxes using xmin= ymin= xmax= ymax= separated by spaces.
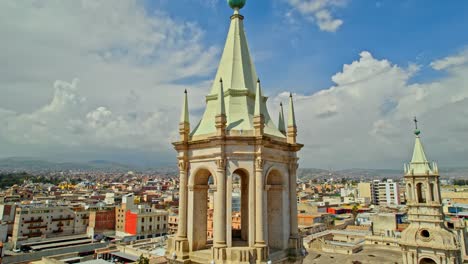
xmin=60 ymin=256 xmax=83 ymax=262
xmin=111 ymin=252 xmax=139 ymax=261
xmin=21 ymin=234 xmax=89 ymax=246
xmin=30 ymin=239 xmax=92 ymax=250
xmin=81 ymin=260 xmax=111 ymax=264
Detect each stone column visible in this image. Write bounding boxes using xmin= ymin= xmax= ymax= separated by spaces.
xmin=425 ymin=180 xmax=431 ymax=203
xmin=213 ymin=158 xmax=227 ymax=261
xmin=288 ymin=161 xmax=302 ymax=259
xmin=177 ymin=161 xmax=188 ymax=239
xmin=255 ymin=158 xmax=267 ymax=261
xmin=289 ymin=162 xmax=299 ymax=237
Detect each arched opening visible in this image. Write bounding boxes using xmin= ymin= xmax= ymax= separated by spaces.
xmin=416 ymin=183 xmax=426 ymax=203
xmin=429 ymin=183 xmax=435 ymax=202
xmin=266 ymin=169 xmax=285 ymax=250
xmin=231 ymin=169 xmax=249 ymax=246
xmin=189 ymin=168 xmax=215 ymax=251
xmin=419 ymin=257 xmax=437 ymax=264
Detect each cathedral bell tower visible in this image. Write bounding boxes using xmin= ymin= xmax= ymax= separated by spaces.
xmin=399 ymin=118 xmax=461 ymax=264
xmin=166 ymin=0 xmax=305 ymax=263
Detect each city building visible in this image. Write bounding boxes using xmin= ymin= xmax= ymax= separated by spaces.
xmin=11 ymin=204 xmax=89 ymax=247
xmin=370 ymin=179 xmax=401 ymax=206
xmin=399 ymin=126 xmax=461 ymax=264
xmin=87 ymin=206 xmax=116 ymax=235
xmin=358 ymin=182 xmax=372 ymax=201
xmin=166 ymin=1 xmax=304 ymax=263
xmin=124 ymin=206 xmax=168 ymax=239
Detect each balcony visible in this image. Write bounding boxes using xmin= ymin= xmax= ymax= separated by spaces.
xmin=28 ymin=231 xmax=42 ymax=237
xmin=27 ymin=225 xmax=47 ymax=229
xmin=24 ymin=218 xmax=43 ymax=223
xmin=52 ymin=228 xmax=63 ymax=233
xmin=52 ymin=217 xmax=74 ymax=222
xmin=57 ymin=222 xmax=64 ymax=227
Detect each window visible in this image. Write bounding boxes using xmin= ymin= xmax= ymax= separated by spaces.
xmin=142 ymin=218 xmax=145 ymax=223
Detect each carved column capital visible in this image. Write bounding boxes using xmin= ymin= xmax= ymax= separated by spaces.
xmin=178 ymin=160 xmax=188 ymax=172
xmin=216 ymin=158 xmax=226 ymax=171
xmin=256 ymin=158 xmax=264 ymax=171
xmin=289 ymin=162 xmax=299 ymax=172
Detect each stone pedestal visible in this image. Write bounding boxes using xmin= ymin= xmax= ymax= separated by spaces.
xmin=288 ymin=236 xmax=304 ymax=260
xmin=166 ymin=237 xmax=190 ymax=263
xmin=213 ymin=246 xmax=227 ymax=262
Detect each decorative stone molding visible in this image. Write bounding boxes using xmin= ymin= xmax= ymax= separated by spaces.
xmin=289 ymin=162 xmax=299 ymax=172
xmin=216 ymin=158 xmax=226 ymax=171
xmin=178 ymin=160 xmax=188 ymax=172
xmin=256 ymin=158 xmax=264 ymax=171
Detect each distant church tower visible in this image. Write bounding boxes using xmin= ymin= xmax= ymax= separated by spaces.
xmin=399 ymin=119 xmax=461 ymax=264
xmin=166 ymin=0 xmax=304 ymax=263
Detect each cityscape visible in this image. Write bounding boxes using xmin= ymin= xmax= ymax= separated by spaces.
xmin=1 ymin=1 xmax=467 ymax=264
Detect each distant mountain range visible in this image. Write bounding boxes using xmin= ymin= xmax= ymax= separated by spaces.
xmin=0 ymin=157 xmax=467 ymax=179
xmin=0 ymin=157 xmax=136 ymax=172
xmin=298 ymin=167 xmax=468 ymax=180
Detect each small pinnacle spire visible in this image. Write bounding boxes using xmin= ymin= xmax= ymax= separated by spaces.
xmin=288 ymin=93 xmax=296 ymax=127
xmin=254 ymin=79 xmax=262 ymax=116
xmin=217 ymin=78 xmax=226 ymax=116
xmin=278 ymin=102 xmax=286 ymax=134
xmin=180 ymin=89 xmax=189 ymax=124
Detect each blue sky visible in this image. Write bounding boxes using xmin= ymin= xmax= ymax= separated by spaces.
xmin=1 ymin=0 xmax=467 ymax=168
xmin=144 ymin=0 xmax=468 ymax=94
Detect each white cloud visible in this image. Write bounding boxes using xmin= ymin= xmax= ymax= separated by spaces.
xmin=284 ymin=0 xmax=347 ymax=32
xmin=430 ymin=49 xmax=468 ymax=70
xmin=1 ymin=1 xmax=467 ymax=169
xmin=271 ymin=49 xmax=468 ymax=168
xmin=0 ymin=0 xmax=218 ymax=162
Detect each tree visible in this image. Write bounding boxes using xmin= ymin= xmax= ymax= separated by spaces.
xmin=137 ymin=254 xmax=149 ymax=264
xmin=351 ymin=204 xmax=359 ymax=225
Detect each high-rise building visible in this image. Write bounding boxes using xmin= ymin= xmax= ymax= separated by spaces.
xmin=369 ymin=179 xmax=400 ymax=206
xmin=399 ymin=125 xmax=461 ymax=264
xmin=166 ymin=0 xmax=305 ymax=263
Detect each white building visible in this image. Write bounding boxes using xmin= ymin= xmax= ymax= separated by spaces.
xmin=11 ymin=205 xmax=89 ymax=247
xmin=370 ymin=179 xmax=400 ymax=206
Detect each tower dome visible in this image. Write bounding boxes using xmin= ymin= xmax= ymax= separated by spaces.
xmin=227 ymin=0 xmax=246 ymax=9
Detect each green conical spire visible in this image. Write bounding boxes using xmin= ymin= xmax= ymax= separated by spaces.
xmin=411 ymin=133 xmax=429 ymax=164
xmin=409 ymin=125 xmax=433 ymax=175
xmin=217 ymin=78 xmax=226 ymax=116
xmin=254 ymin=79 xmax=262 ymax=117
xmin=180 ymin=89 xmax=189 ymax=124
xmin=288 ymin=93 xmax=296 ymax=127
xmin=278 ymin=103 xmax=285 ymax=134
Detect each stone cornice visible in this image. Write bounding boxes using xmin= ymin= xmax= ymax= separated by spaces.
xmin=173 ymin=135 xmax=303 ymax=152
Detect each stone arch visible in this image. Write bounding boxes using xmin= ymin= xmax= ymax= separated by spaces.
xmin=265 ymin=168 xmax=287 ymax=250
xmin=187 ymin=167 xmax=216 ymax=251
xmin=419 ymin=257 xmax=438 ymax=264
xmin=189 ymin=166 xmax=217 ymax=187
xmin=231 ymin=168 xmax=250 ymax=243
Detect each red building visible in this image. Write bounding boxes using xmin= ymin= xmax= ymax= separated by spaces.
xmin=89 ymin=208 xmax=116 ymax=233
xmin=124 ymin=207 xmax=168 ymax=239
